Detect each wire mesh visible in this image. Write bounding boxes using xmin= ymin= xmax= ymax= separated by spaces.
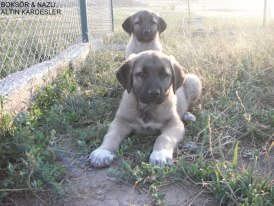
xmin=0 ymin=0 xmax=81 ymax=79
xmin=0 ymin=0 xmax=114 ymax=80
xmin=87 ymin=0 xmax=113 ymax=37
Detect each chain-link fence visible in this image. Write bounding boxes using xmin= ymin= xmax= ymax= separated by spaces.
xmin=0 ymin=0 xmax=113 ymax=79
xmin=88 ymin=0 xmax=113 ymax=36
xmin=113 ymin=0 xmax=274 ymax=32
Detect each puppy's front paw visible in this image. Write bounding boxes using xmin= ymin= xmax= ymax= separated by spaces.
xmin=89 ymin=148 xmax=115 ymax=168
xmin=149 ymin=150 xmax=173 ymax=167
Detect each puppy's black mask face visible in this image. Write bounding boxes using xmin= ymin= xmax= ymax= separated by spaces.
xmin=122 ymin=10 xmax=167 ymax=43
xmin=133 ymin=12 xmax=158 ymax=42
xmin=116 ymin=52 xmax=185 ymax=105
xmin=132 ymin=57 xmax=172 ymax=104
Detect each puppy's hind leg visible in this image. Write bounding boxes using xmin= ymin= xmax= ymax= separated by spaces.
xmin=184 ymin=74 xmax=202 ymax=103
xmin=176 ymin=74 xmax=202 ymax=121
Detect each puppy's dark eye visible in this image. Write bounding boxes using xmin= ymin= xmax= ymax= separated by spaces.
xmin=136 ymin=71 xmax=147 ymax=78
xmin=152 ymin=21 xmax=157 ymax=25
xmin=160 ymin=72 xmax=169 ymax=79
xmin=134 ymin=21 xmax=141 ymax=25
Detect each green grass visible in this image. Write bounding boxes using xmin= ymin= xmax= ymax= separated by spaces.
xmin=1 ymin=17 xmax=274 ymax=205
xmin=0 ymin=69 xmax=80 ymax=204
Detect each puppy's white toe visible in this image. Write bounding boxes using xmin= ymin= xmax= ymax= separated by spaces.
xmin=89 ymin=148 xmax=115 ymax=168
xmin=149 ymin=150 xmax=173 ymax=167
xmin=183 ymin=112 xmax=196 ymax=122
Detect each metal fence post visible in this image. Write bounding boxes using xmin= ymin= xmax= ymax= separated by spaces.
xmin=187 ymin=0 xmax=191 ymax=22
xmin=263 ymin=0 xmax=268 ymax=27
xmin=80 ymin=0 xmax=89 ymax=42
xmin=110 ymin=0 xmax=114 ymax=32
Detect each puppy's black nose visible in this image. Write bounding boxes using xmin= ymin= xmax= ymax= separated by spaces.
xmin=143 ymin=29 xmax=151 ymax=35
xmin=148 ymin=89 xmax=160 ymax=97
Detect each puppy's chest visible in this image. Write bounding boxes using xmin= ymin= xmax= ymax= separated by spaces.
xmin=133 ymin=107 xmax=164 ymax=134
xmin=133 ymin=41 xmax=161 ymax=54
xmin=140 ymin=107 xmax=155 ymax=123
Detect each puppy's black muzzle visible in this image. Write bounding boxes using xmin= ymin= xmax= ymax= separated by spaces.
xmin=137 ymin=29 xmax=155 ymax=42
xmin=139 ymin=87 xmax=166 ymax=105
xmin=143 ymin=29 xmax=151 ymax=36
xmin=148 ymin=88 xmax=160 ymax=97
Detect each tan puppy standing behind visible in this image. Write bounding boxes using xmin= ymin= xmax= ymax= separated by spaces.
xmin=122 ymin=10 xmax=167 ymax=58
xmin=89 ymin=51 xmax=202 ymax=168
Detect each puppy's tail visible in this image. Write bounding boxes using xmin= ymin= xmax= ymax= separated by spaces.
xmin=183 ymin=74 xmax=202 ymax=104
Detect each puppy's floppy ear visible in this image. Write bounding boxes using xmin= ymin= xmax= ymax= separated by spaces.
xmin=116 ymin=60 xmax=133 ymax=93
xmin=170 ymin=56 xmax=185 ymax=93
xmin=158 ymin=16 xmax=167 ymax=33
xmin=122 ymin=15 xmax=133 ymax=35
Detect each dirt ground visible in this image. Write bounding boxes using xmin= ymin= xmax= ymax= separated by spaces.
xmin=9 ymin=147 xmax=274 ymax=206
xmin=10 ymin=143 xmax=273 ymax=206
xmin=64 ymin=148 xmax=274 ymax=206
xmin=64 ymin=167 xmax=218 ymax=206
xmin=55 ymin=147 xmax=218 ymax=206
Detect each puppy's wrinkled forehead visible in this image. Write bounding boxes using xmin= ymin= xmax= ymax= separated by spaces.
xmin=133 ymin=11 xmax=158 ymax=24
xmin=134 ymin=53 xmax=170 ymax=72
